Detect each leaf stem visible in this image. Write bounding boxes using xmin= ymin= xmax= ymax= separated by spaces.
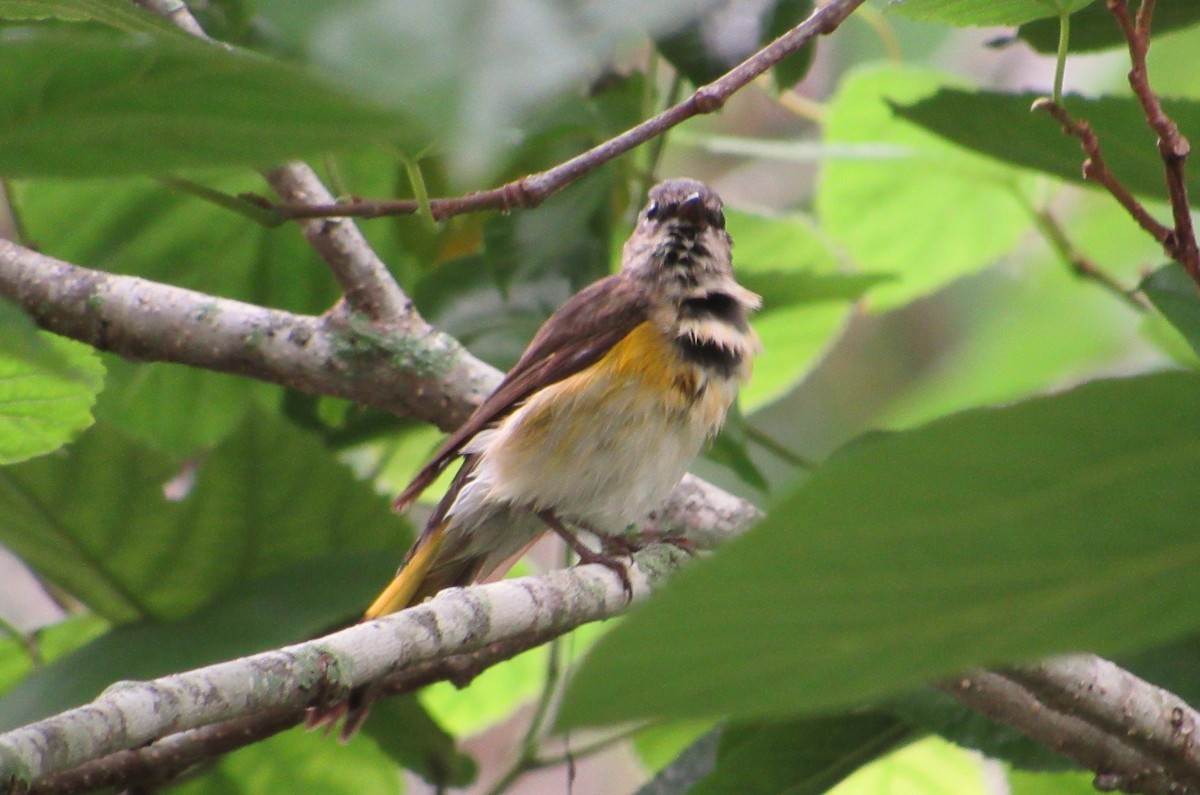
xmin=400 ymin=154 xmax=438 ymax=231
xmin=1053 ymin=8 xmax=1070 ymax=105
xmin=156 ymin=177 xmax=283 ymax=227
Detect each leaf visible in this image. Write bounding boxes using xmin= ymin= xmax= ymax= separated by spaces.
xmin=1016 ymin=2 xmax=1200 ymax=53
xmin=0 ymin=0 xmax=190 ymax=36
xmin=632 ymin=720 xmax=718 ymax=775
xmin=560 ymin=372 xmax=1200 ymax=727
xmin=363 ymin=698 xmax=477 ymax=788
xmin=633 ymin=728 xmax=721 ymax=795
xmin=15 ymin=175 xmax=338 ymax=313
xmin=1141 ymin=262 xmax=1200 ymax=357
xmin=656 ymin=0 xmax=817 ymax=89
xmin=886 ymin=0 xmax=1094 ymax=27
xmin=171 ymin=723 xmax=410 ymax=795
xmin=0 ymin=298 xmax=98 ymax=380
xmin=0 ymin=614 xmax=109 ymax=700
xmin=816 ymin=65 xmax=1034 ymax=310
xmin=0 ymin=28 xmax=420 ymax=177
xmin=725 ymin=210 xmax=865 ymax=408
xmin=689 ymin=713 xmax=913 ymax=795
xmin=0 ymin=412 xmax=409 ymax=622
xmin=0 ymin=329 xmax=104 ymax=464
xmin=704 ymin=404 xmax=770 ymax=492
xmin=768 ymin=0 xmax=817 ymax=89
xmin=94 ymin=358 xmax=272 ymax=456
xmin=251 ymin=0 xmax=715 ymax=181
xmin=893 ymin=90 xmax=1200 ymax=202
xmin=739 ymin=270 xmax=892 ymax=310
xmin=828 ymin=736 xmax=991 ymax=795
xmin=1008 ymin=769 xmax=1100 ymax=795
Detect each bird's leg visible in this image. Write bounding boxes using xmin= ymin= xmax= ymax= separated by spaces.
xmin=537 ymin=510 xmax=633 ymax=601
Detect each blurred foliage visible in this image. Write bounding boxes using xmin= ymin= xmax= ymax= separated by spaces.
xmin=1 ymin=0 xmax=1199 ymax=793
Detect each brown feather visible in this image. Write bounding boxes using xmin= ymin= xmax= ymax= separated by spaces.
xmin=393 ymin=273 xmax=652 ymax=511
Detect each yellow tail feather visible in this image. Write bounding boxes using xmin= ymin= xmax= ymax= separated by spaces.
xmin=363 ymin=522 xmax=449 ymax=620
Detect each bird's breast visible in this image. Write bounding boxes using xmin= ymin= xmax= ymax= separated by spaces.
xmin=466 ymin=321 xmax=742 ymax=531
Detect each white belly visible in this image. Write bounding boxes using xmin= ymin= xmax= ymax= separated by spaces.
xmin=453 ymin=365 xmax=736 ymax=534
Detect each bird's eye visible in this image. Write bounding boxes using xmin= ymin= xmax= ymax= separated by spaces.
xmin=711 ymin=208 xmax=726 ymax=229
xmin=645 ymin=201 xmax=659 ymax=221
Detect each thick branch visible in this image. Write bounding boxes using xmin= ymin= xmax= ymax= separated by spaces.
xmin=0 ymin=238 xmax=493 ymax=430
xmin=0 ymin=546 xmax=697 ymax=792
xmin=1005 ymin=655 xmax=1200 ymax=788
xmin=26 ymin=620 xmax=585 ymax=794
xmin=942 ymin=671 xmax=1200 ymax=795
xmin=268 ymin=0 xmax=870 ymax=222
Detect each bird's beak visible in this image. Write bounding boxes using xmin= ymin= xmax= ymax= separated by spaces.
xmin=678 ymin=192 xmax=706 ymax=224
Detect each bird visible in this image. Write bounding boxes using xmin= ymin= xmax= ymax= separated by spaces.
xmin=364 ymin=177 xmax=761 ymax=619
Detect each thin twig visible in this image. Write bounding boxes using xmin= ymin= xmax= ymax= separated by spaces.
xmin=1031 ymin=98 xmax=1174 ymax=246
xmin=266 ymin=0 xmax=870 ymax=222
xmin=1026 ymin=200 xmax=1149 ymax=311
xmin=1107 ymin=0 xmax=1200 ymax=283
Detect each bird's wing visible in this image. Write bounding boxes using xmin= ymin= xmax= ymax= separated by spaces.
xmin=393 ymin=274 xmax=652 ymax=511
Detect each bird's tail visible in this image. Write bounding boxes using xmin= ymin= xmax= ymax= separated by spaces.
xmin=363 ymin=520 xmax=486 ymax=619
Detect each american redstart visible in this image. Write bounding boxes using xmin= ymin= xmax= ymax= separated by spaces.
xmin=365 ymin=178 xmax=761 ymax=618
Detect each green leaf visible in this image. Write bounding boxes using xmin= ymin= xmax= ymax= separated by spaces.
xmin=633 ymin=728 xmax=721 ymax=794
xmin=0 ymin=298 xmax=98 ymax=380
xmin=561 ymin=372 xmax=1200 ymax=727
xmin=0 ymin=614 xmax=109 ymax=700
xmin=768 ymin=0 xmax=817 ymax=89
xmin=251 ymin=0 xmax=714 ymax=181
xmin=364 ymin=698 xmax=478 ymax=788
xmin=0 ymin=413 xmax=409 ymax=622
xmin=726 ymin=210 xmax=866 ymax=408
xmin=1141 ymin=262 xmax=1200 ymax=357
xmin=690 ymin=713 xmax=913 ymax=795
xmin=171 ymin=723 xmax=409 ymax=795
xmin=704 ymin=404 xmax=770 ymax=492
xmin=94 ymin=358 xmax=272 ymax=456
xmin=656 ymin=0 xmax=817 ymax=89
xmin=816 ymin=65 xmax=1034 ymax=310
xmin=0 ymin=0 xmax=191 ymax=36
xmin=893 ymin=89 xmax=1200 ymax=202
xmin=0 ymin=28 xmax=420 ymax=178
xmin=632 ymin=720 xmax=717 ymax=775
xmin=1008 ymin=769 xmax=1099 ymax=795
xmin=0 ymin=329 xmax=104 ymax=464
xmin=886 ymin=0 xmax=1094 ymax=27
xmin=829 ymin=736 xmax=990 ymax=795
xmin=15 ymin=175 xmax=338 ymax=314
xmin=1017 ymin=2 xmax=1200 ymax=53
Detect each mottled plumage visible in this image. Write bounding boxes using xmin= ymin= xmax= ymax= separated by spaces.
xmin=365 ymin=179 xmax=761 ymax=616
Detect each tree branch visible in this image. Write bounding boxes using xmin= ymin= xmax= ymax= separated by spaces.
xmin=262 ymin=163 xmax=414 ymax=322
xmin=0 ymin=238 xmax=493 ymax=431
xmin=264 ymin=0 xmax=870 ymax=222
xmin=1004 ymin=655 xmax=1200 ymax=789
xmin=0 ymin=546 xmax=700 ymax=793
xmin=1033 ymin=1 xmax=1198 ymax=287
xmin=1107 ymin=0 xmax=1200 ymax=284
xmin=24 ymin=618 xmax=593 ymax=794
xmin=941 ymin=669 xmax=1200 ymax=795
